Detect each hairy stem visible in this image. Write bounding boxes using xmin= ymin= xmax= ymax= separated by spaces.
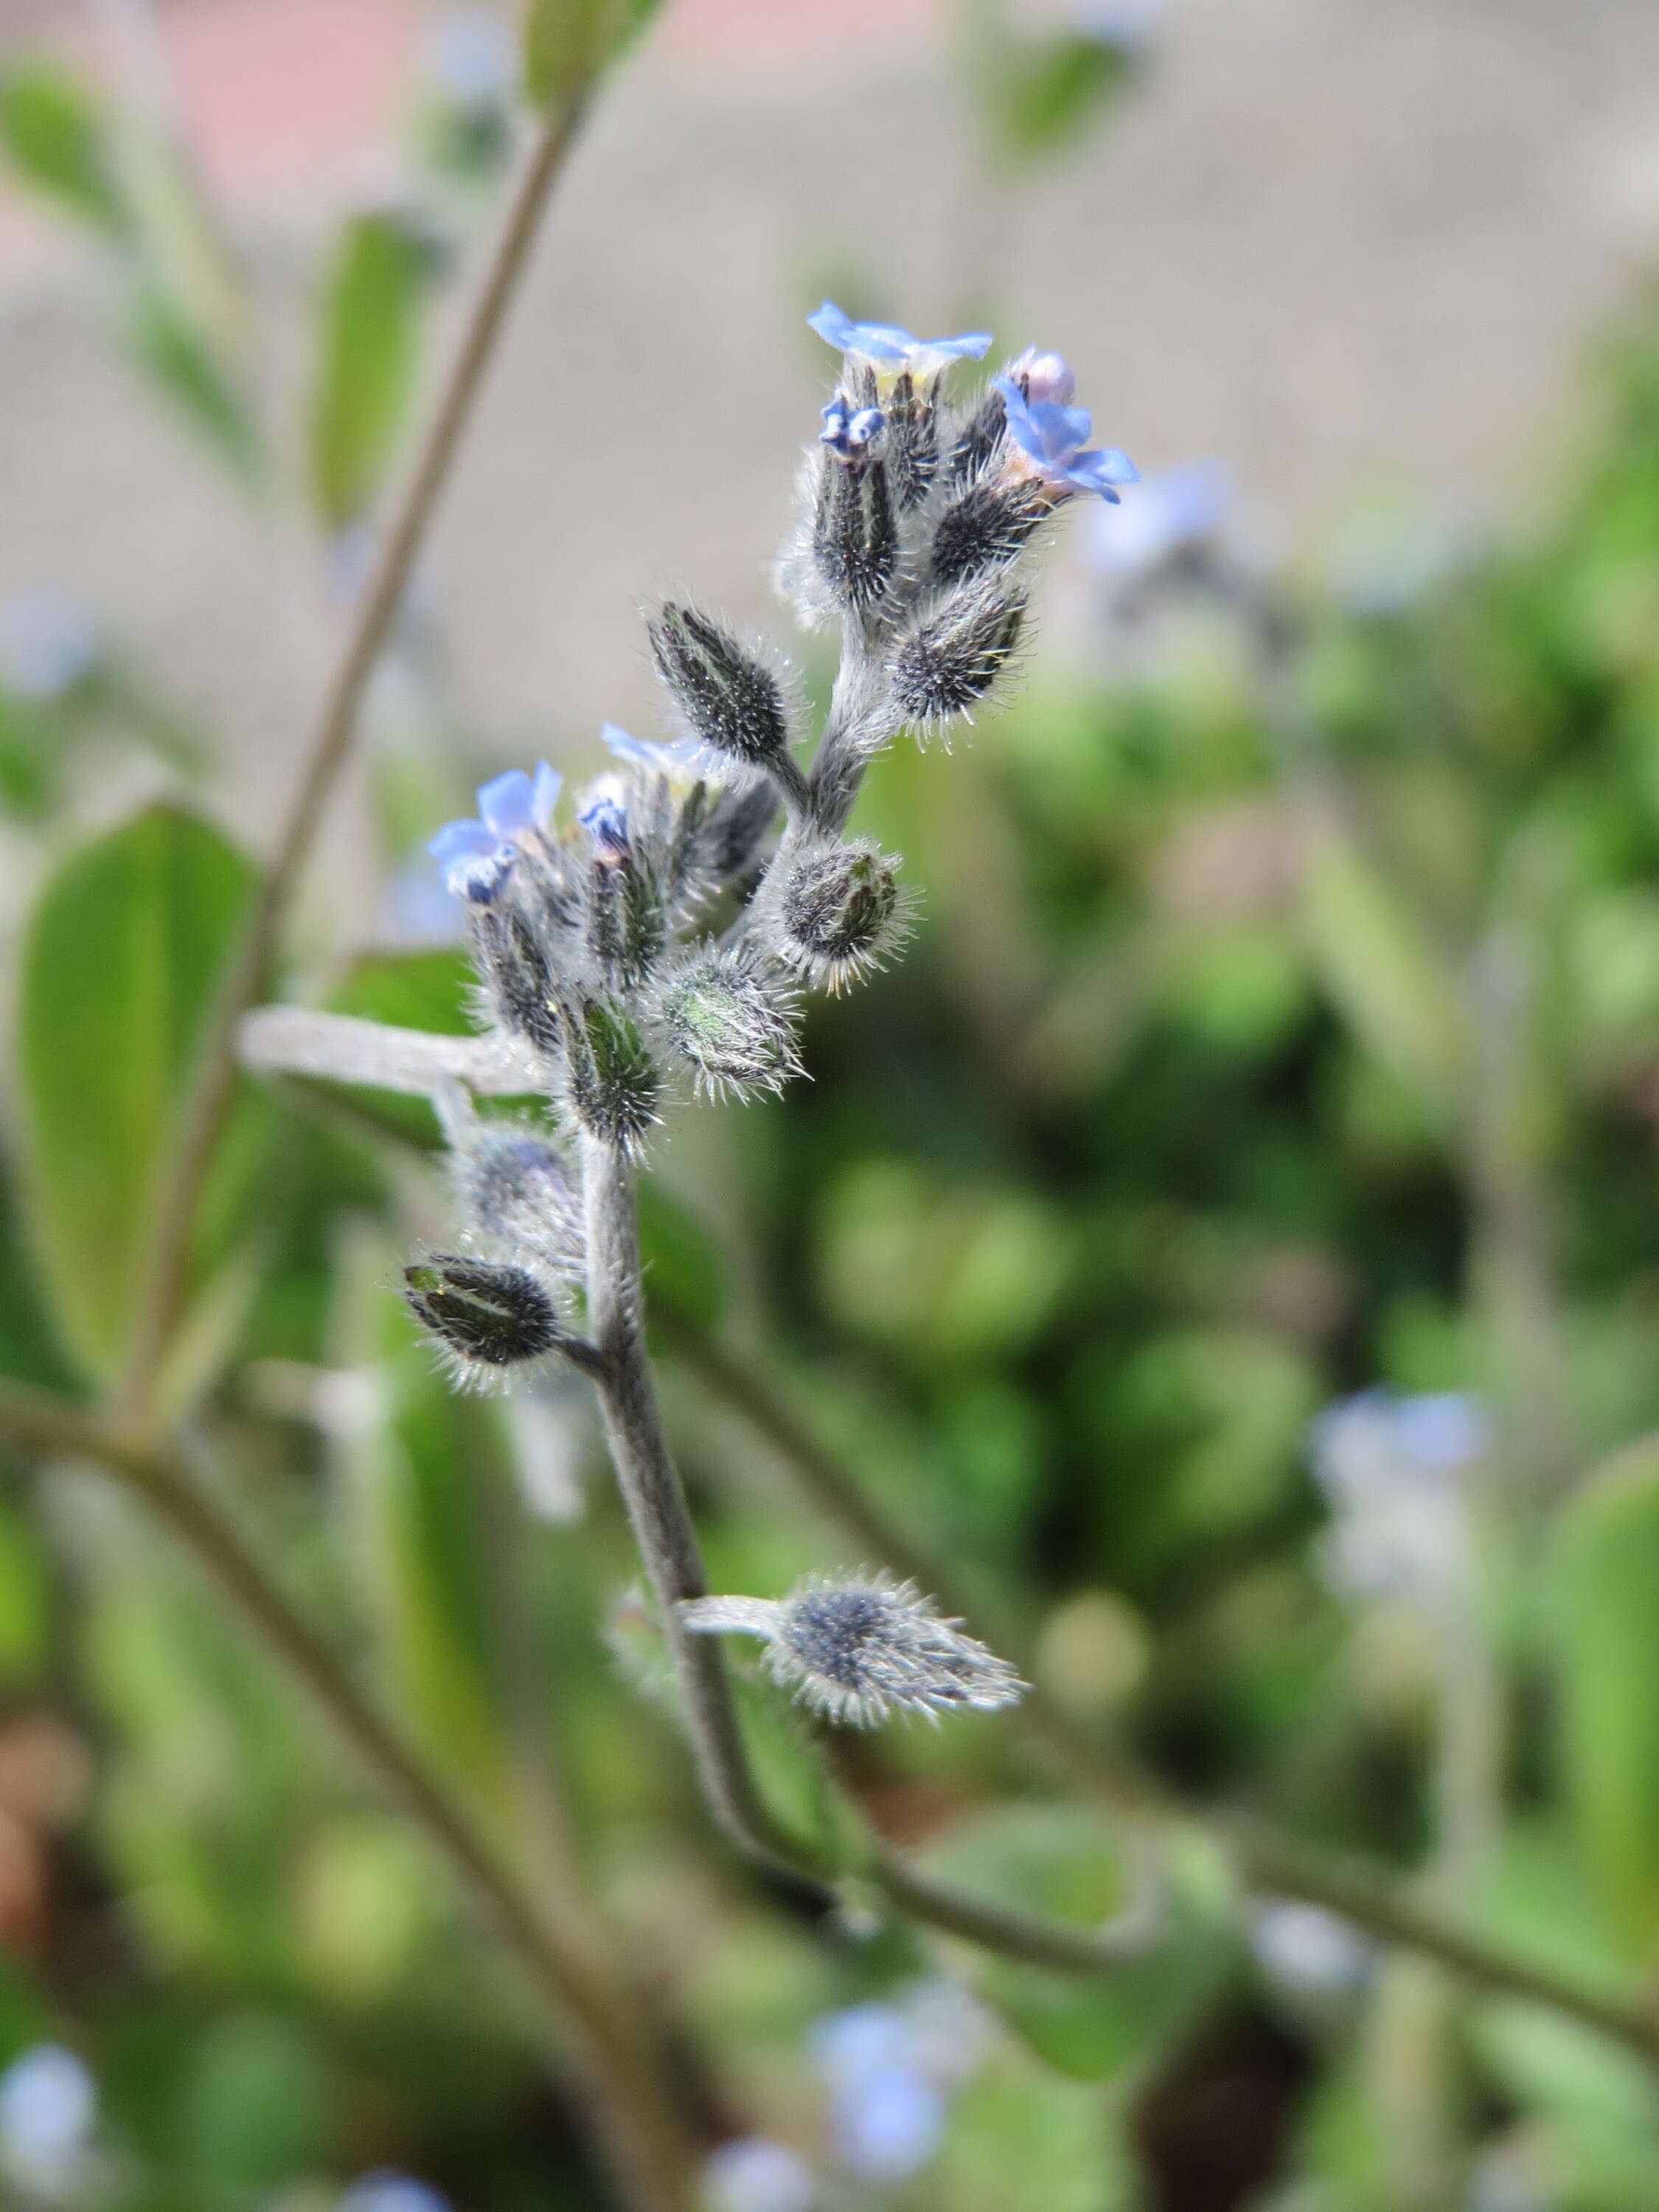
xmin=650 ymin=1310 xmax=1659 ymax=2060
xmin=117 ymin=91 xmax=594 ymax=1420
xmin=0 ymin=1387 xmax=695 ymax=2211
xmin=579 ymin=1141 xmax=1177 ymax=1972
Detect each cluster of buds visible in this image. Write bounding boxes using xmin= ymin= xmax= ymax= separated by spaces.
xmin=251 ymin=304 xmax=1134 ymax=1725
xmin=411 ymin=302 xmax=1135 ymax=1281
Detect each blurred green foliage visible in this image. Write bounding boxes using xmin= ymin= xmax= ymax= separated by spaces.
xmin=10 ymin=9 xmax=1659 ymax=2205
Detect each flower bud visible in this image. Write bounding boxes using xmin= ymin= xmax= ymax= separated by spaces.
xmin=656 ymin=948 xmax=801 ymax=1100
xmin=403 ymin=1254 xmax=562 ymax=1385
xmin=584 ymin=841 xmax=667 ymax=992
xmin=451 ymin=1124 xmax=581 ymax=1273
xmin=929 ymin=479 xmax=1051 ymax=591
xmin=889 ymin=583 xmax=1026 ymax=728
xmin=812 ymin=451 xmax=898 ymax=615
xmin=880 ymin=367 xmax=939 ymax=513
xmin=648 ymin=605 xmax=794 ymax=776
xmin=775 ymin=839 xmax=908 ymax=992
xmin=560 ymin=996 xmax=661 ymax=1154
xmin=469 ymin=903 xmax=562 ymax=1061
xmin=942 ymin=389 xmax=1008 ymax=491
xmin=681 ymin=1572 xmax=1026 ymax=1728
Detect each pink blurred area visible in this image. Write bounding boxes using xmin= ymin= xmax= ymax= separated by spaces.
xmin=0 ymin=0 xmax=935 ymax=243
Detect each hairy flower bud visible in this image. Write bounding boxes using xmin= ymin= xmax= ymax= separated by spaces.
xmin=943 ymin=389 xmax=1008 ymax=490
xmin=929 ymin=479 xmax=1051 ymax=590
xmin=403 ymin=1254 xmax=562 ymax=1386
xmin=470 ymin=903 xmax=562 ymax=1060
xmin=880 ymin=367 xmax=939 ymax=512
xmin=656 ymin=947 xmax=801 ymax=1100
xmin=773 ymin=839 xmax=910 ymax=992
xmin=680 ymin=1572 xmax=1026 ymax=1728
xmin=451 ymin=1122 xmax=582 ymax=1273
xmin=889 ymin=583 xmax=1026 ymax=728
xmin=560 ymin=996 xmax=661 ymax=1153
xmin=812 ymin=451 xmax=898 ymax=615
xmin=584 ymin=842 xmax=667 ymax=992
xmin=649 ymin=605 xmax=795 ymax=776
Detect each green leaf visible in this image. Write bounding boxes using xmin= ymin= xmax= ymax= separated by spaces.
xmin=1554 ymin=1437 xmax=1659 ymax=1955
xmin=308 ymin=211 xmax=430 ymax=527
xmin=0 ymin=63 xmax=125 ymax=237
xmin=130 ymin=282 xmax=264 ymax=484
xmin=991 ymin=33 xmax=1133 ymax=166
xmin=925 ymin=1810 xmax=1235 ymax=2080
xmin=523 ymin=0 xmax=665 ymax=110
xmin=640 ymin=1179 xmax=727 ymax=1330
xmin=17 ymin=805 xmax=262 ymax=1382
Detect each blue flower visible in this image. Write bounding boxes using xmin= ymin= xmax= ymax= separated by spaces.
xmin=428 ymin=762 xmax=561 ymax=901
xmin=0 ymin=591 xmax=100 ymax=699
xmin=599 ymin=721 xmax=702 ymax=776
xmin=700 ymin=2138 xmax=815 ymax=2212
xmin=819 ymin=397 xmax=886 ymax=459
xmin=992 ymin=368 xmax=1138 ymax=501
xmin=1072 ymin=0 xmax=1162 ymax=53
xmin=808 ymin=301 xmax=992 ymax=383
xmin=0 ymin=2046 xmax=95 ymax=2184
xmin=1086 ymin=459 xmax=1231 ymax=571
xmin=339 ymin=2171 xmax=453 ymax=2212
xmin=577 ymin=788 xmax=631 ymax=854
xmin=810 ymin=2003 xmax=945 ymax=2184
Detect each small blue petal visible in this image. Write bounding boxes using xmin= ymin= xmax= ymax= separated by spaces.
xmin=600 ymin=721 xmax=655 ymax=765
xmin=1083 ymin=445 xmax=1139 ymax=486
xmin=807 ymin=300 xmax=860 ymax=352
xmin=925 ymin=327 xmax=993 ymax=361
xmin=579 ymin=795 xmax=630 ymax=853
xmin=428 ymin=818 xmax=512 ymax=900
xmin=476 ymin=768 xmax=535 ymax=835
xmin=810 ymin=300 xmax=991 ymax=367
xmin=428 ymin=818 xmax=495 ymax=866
xmin=531 ymin=760 xmax=562 ymax=829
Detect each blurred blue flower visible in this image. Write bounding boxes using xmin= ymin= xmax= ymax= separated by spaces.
xmin=819 ymin=397 xmax=885 ymax=458
xmin=1086 ymin=459 xmax=1231 ymax=571
xmin=423 ymin=6 xmax=515 ymax=110
xmin=387 ymin=858 xmax=465 ymax=943
xmin=1307 ymin=1388 xmax=1490 ymax=1601
xmin=600 ymin=721 xmax=702 ymax=776
xmin=339 ymin=2172 xmax=453 ymax=2212
xmin=577 ymin=790 xmax=631 ymax=853
xmin=1071 ymin=0 xmax=1163 ymax=53
xmin=700 ymin=2136 xmax=815 ymax=2212
xmin=808 ymin=302 xmax=991 ymax=381
xmin=0 ymin=591 xmax=100 ymax=699
xmin=828 ymin=2067 xmax=944 ymax=2184
xmin=0 ymin=2045 xmax=95 ymax=2184
xmin=429 ymin=762 xmax=561 ymax=900
xmin=810 ymin=2003 xmax=944 ymax=2185
xmin=1251 ymin=1900 xmax=1374 ymax=1995
xmin=992 ymin=370 xmax=1138 ymax=500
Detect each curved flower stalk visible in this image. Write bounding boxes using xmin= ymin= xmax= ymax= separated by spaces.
xmin=241 ymin=307 xmax=1156 ymax=1976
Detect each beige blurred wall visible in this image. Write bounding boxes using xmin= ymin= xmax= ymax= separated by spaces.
xmin=1 ymin=0 xmax=1658 ymax=912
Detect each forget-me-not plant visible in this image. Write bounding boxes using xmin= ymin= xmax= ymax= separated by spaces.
xmin=241 ymin=305 xmax=1136 ymax=1919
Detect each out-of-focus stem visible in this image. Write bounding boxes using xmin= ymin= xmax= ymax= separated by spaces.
xmin=116 ymin=91 xmax=594 ymax=1421
xmin=0 ymin=1387 xmax=695 ymax=2211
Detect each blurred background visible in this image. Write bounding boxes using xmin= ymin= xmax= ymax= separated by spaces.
xmin=6 ymin=1 xmax=1659 ymax=2209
